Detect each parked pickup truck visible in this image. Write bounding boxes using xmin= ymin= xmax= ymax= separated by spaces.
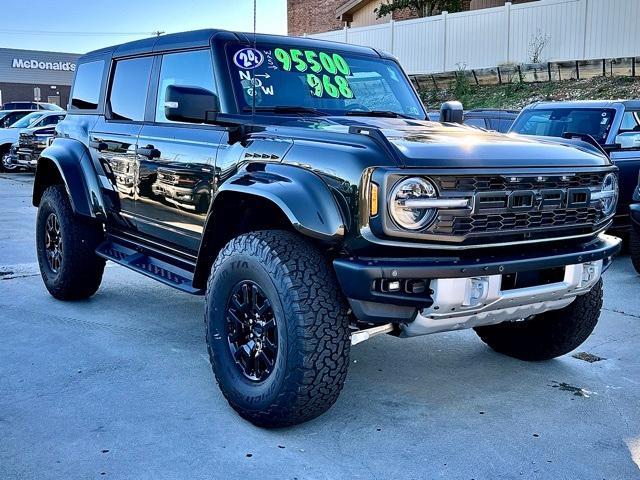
xmin=32 ymin=30 xmax=621 ymax=427
xmin=0 ymin=111 xmax=65 ymax=172
xmin=2 ymin=125 xmax=56 ymax=171
xmin=510 ymin=100 xmax=640 ymax=230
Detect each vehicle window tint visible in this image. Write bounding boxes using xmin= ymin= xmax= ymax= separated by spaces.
xmin=0 ymin=111 xmax=26 ymax=128
xmin=499 ymin=119 xmax=514 ymax=133
xmin=71 ymin=60 xmax=105 ymax=110
xmin=10 ymin=112 xmax=27 ymax=124
xmin=510 ymin=108 xmax=616 ymax=144
xmin=345 ymin=72 xmax=403 ymax=113
xmin=38 ymin=115 xmax=65 ymax=127
xmin=109 ymin=57 xmax=153 ymax=121
xmin=5 ymin=102 xmax=32 ymax=110
xmin=12 ymin=112 xmax=44 ymax=128
xmin=464 ymin=117 xmax=487 ymax=129
xmin=155 ymin=50 xmax=216 ymax=123
xmin=619 ymin=111 xmax=640 ymax=133
xmin=226 ymin=43 xmax=424 ymax=118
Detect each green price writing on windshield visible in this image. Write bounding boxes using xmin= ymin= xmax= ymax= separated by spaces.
xmin=274 ymin=48 xmax=351 ymax=75
xmin=306 ymin=73 xmax=354 ymax=99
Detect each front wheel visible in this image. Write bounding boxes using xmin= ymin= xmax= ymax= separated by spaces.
xmin=474 ymin=280 xmax=603 ymax=361
xmin=205 ymin=230 xmax=351 ymax=428
xmin=36 ymin=185 xmax=106 ymax=300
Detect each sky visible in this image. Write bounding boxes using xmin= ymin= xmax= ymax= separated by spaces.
xmin=0 ymin=0 xmax=287 ymax=54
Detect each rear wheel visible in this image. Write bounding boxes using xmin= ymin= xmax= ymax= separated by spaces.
xmin=205 ymin=230 xmax=351 ymax=428
xmin=0 ymin=145 xmax=16 ymax=172
xmin=474 ymin=280 xmax=603 ymax=361
xmin=36 ymin=185 xmax=106 ymax=300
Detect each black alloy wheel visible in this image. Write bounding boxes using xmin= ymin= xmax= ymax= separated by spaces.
xmin=226 ymin=281 xmax=278 ymax=382
xmin=36 ymin=185 xmax=105 ymax=300
xmin=44 ymin=212 xmax=63 ymax=273
xmin=205 ymin=230 xmax=351 ymax=427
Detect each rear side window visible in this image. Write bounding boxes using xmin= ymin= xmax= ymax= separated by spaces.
xmin=108 ymin=57 xmax=153 ymax=122
xmin=498 ymin=118 xmax=514 ymax=133
xmin=37 ymin=114 xmax=65 ymax=127
xmin=155 ymin=50 xmax=216 ymax=123
xmin=4 ymin=102 xmax=32 ymax=109
xmin=464 ymin=117 xmax=487 ymax=129
xmin=0 ymin=111 xmax=28 ymax=128
xmin=619 ymin=110 xmax=640 ymax=133
xmin=71 ymin=61 xmax=105 ymax=110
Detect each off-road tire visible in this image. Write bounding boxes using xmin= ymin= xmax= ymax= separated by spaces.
xmin=36 ymin=185 xmax=105 ymax=300
xmin=205 ymin=230 xmax=351 ymax=428
xmin=474 ymin=279 xmax=603 ymax=361
xmin=630 ymin=228 xmax=640 ymax=274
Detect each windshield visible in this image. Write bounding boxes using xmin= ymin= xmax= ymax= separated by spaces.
xmin=510 ymin=108 xmax=616 ymax=145
xmin=10 ymin=112 xmax=44 ymax=128
xmin=226 ymin=43 xmax=424 ymax=118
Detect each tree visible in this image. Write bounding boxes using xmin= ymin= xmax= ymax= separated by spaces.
xmin=375 ymin=0 xmax=463 ymax=18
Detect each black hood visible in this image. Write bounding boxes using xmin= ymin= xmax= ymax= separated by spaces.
xmin=271 ymin=116 xmax=611 ymax=169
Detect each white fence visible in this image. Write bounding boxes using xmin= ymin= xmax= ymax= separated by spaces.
xmin=308 ymin=0 xmax=640 ymax=75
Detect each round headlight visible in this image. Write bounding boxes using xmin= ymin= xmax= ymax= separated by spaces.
xmin=389 ymin=177 xmax=437 ymax=230
xmin=601 ymin=173 xmax=618 ymax=216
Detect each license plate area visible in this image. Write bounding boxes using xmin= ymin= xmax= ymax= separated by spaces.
xmin=501 ymin=266 xmax=565 ymax=291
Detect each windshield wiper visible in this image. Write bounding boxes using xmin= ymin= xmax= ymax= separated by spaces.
xmin=345 ymin=110 xmax=416 ymax=119
xmin=242 ymin=106 xmax=326 ymax=116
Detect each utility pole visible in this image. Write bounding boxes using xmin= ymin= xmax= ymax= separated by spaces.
xmin=153 ymin=30 xmax=165 ymax=37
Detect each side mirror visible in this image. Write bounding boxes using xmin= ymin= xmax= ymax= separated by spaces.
xmin=439 ymin=101 xmax=464 ymax=124
xmin=164 ymin=84 xmax=220 ymax=124
xmin=614 ymin=132 xmax=640 ymax=150
xmin=603 ymin=143 xmax=622 ymax=153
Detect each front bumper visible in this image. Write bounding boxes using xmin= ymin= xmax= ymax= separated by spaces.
xmin=333 ymin=233 xmax=621 ymax=327
xmin=152 ymin=183 xmax=197 ymax=208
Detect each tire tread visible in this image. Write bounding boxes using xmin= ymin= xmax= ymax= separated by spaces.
xmin=474 ymin=280 xmax=603 ymax=361
xmin=37 ymin=185 xmax=105 ymax=300
xmin=205 ymin=230 xmax=351 ymax=427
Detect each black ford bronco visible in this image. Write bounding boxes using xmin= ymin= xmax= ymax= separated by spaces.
xmin=33 ymin=30 xmax=621 ymax=427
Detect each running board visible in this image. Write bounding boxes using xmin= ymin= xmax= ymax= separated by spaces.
xmin=96 ymin=238 xmax=203 ymax=295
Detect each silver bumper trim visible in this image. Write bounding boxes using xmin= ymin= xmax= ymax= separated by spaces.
xmin=400 ymin=260 xmax=603 ymax=337
xmin=402 ymin=198 xmax=470 ymax=208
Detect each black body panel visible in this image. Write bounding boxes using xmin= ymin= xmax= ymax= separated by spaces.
xmin=33 ymin=29 xmax=620 ymax=296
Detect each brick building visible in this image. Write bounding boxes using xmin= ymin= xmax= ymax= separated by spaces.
xmin=288 ymin=0 xmax=538 ymax=36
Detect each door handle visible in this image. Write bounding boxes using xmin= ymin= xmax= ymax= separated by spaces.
xmin=136 ymin=145 xmax=161 ymax=159
xmin=90 ymin=140 xmax=108 ymax=151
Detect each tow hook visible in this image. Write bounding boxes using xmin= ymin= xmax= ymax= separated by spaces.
xmin=351 ymin=323 xmax=396 ymax=346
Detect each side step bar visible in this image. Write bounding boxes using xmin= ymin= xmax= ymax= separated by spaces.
xmin=96 ymin=237 xmax=203 ymax=295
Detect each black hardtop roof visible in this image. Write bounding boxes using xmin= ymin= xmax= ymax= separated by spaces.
xmin=78 ymin=29 xmax=381 ymax=63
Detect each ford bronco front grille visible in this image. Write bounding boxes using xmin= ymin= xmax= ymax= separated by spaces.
xmin=434 ymin=207 xmax=601 ymax=236
xmin=423 ymin=172 xmax=610 ymax=243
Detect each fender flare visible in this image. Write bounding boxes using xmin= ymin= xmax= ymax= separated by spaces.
xmin=193 ymin=163 xmax=346 ymax=288
xmin=33 ymin=138 xmax=108 ymax=220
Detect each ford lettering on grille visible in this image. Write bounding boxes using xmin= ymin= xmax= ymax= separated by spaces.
xmin=475 ymin=188 xmax=591 ymax=213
